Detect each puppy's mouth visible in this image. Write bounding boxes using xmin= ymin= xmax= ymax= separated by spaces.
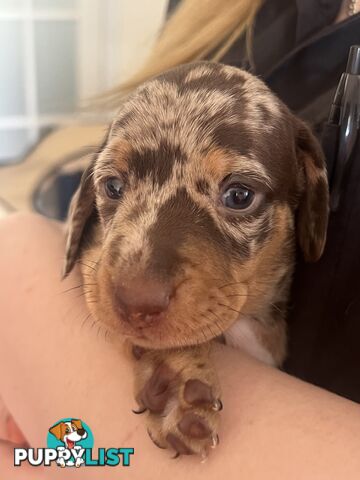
xmin=111 ymin=295 xmax=246 ymax=349
xmin=114 ymin=311 xmax=171 ymax=345
xmin=93 ymin=267 xmax=249 ymax=348
xmin=66 ymin=439 xmax=75 ymax=449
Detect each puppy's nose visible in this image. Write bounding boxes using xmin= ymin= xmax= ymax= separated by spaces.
xmin=115 ymin=277 xmax=172 ymax=324
xmin=77 ymin=428 xmax=85 ymax=436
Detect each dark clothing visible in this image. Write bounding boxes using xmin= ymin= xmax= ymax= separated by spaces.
xmin=223 ymin=0 xmax=360 ymax=401
xmin=223 ymin=0 xmax=360 ymax=132
xmin=169 ymin=0 xmax=360 ymax=401
xmin=223 ymin=0 xmax=342 ymax=74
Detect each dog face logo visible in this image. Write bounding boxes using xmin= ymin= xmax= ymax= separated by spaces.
xmin=49 ymin=419 xmax=87 ymax=449
xmin=48 ymin=418 xmax=90 ymax=467
xmin=14 ymin=418 xmax=134 ymax=468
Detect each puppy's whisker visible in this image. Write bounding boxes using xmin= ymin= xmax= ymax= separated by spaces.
xmin=198 ymin=314 xmax=217 ymax=342
xmin=220 ymin=289 xmax=257 ymax=297
xmin=76 ymin=261 xmax=96 ymax=272
xmin=207 ymin=309 xmax=224 ymax=329
xmin=215 ymin=278 xmax=276 ymax=293
xmin=218 ymin=281 xmax=245 ymax=290
xmin=76 ymin=290 xmax=94 ymax=298
xmin=217 ymin=303 xmax=242 ymax=315
xmin=206 ymin=312 xmax=225 ymax=338
xmin=80 ymin=312 xmax=93 ymax=331
xmin=214 ymin=321 xmax=224 ymax=337
xmin=270 ymin=302 xmax=284 ymax=314
xmin=212 ymin=323 xmax=222 ymax=339
xmin=84 ymin=258 xmax=102 ymax=271
xmin=197 ymin=319 xmax=209 ymax=343
xmin=61 ymin=284 xmax=84 ymax=294
xmin=206 ymin=323 xmax=216 ymax=340
xmin=199 ymin=313 xmax=210 ymax=323
xmin=198 ymin=312 xmax=224 ymax=340
xmin=97 ymin=324 xmax=104 ymax=339
xmin=61 ymin=283 xmax=97 ymax=294
xmin=79 ymin=311 xmax=111 ymax=343
xmin=224 ymin=292 xmax=257 ymax=298
xmin=201 ymin=327 xmax=208 ymax=343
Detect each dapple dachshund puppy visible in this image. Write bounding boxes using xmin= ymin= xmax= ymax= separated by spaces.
xmin=64 ymin=62 xmax=329 ymax=457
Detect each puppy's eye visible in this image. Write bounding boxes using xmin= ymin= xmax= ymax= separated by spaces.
xmin=65 ymin=427 xmax=70 ymax=434
xmin=221 ymin=184 xmax=255 ymax=210
xmin=104 ymin=177 xmax=123 ymax=199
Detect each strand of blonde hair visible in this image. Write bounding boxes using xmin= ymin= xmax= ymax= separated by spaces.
xmin=96 ymin=0 xmax=263 ymax=107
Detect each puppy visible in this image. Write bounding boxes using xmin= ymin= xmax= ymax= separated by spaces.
xmin=49 ymin=419 xmax=87 ymax=467
xmin=64 ymin=62 xmax=329 ymax=457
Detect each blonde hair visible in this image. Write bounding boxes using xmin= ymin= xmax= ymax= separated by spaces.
xmin=100 ymin=0 xmax=263 ymax=106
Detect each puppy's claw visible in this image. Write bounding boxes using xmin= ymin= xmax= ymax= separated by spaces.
xmin=212 ymin=399 xmax=223 ymax=411
xmin=147 ymin=429 xmax=166 ymax=449
xmin=132 ymin=407 xmax=147 ymax=415
xmin=171 ymin=452 xmax=180 ymax=459
xmin=211 ymin=434 xmax=219 ymax=448
xmin=200 ymin=450 xmax=208 ymax=463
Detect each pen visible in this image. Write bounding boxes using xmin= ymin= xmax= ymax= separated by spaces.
xmin=326 ymin=45 xmax=360 ymax=212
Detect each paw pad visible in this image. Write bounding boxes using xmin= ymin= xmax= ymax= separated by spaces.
xmin=133 ymin=353 xmax=222 ymax=458
xmin=184 ymin=379 xmax=214 ymax=406
xmin=177 ymin=412 xmax=211 ymax=439
xmin=138 ymin=363 xmax=176 ymax=413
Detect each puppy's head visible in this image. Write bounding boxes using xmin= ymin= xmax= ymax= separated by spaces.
xmin=49 ymin=419 xmax=86 ymax=446
xmin=64 ymin=62 xmax=329 ymax=349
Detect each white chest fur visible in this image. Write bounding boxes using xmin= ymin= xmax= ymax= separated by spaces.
xmin=223 ymin=316 xmax=276 ymax=366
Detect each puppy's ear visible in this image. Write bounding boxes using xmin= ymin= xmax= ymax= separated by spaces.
xmin=294 ymin=118 xmax=329 ymax=262
xmin=63 ymin=160 xmax=96 ymax=277
xmin=71 ymin=419 xmax=82 ymax=430
xmin=63 ymin=129 xmax=111 ymax=278
xmin=49 ymin=422 xmax=64 ymax=440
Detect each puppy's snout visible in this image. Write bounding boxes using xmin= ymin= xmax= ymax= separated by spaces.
xmin=115 ymin=277 xmax=173 ymax=325
xmin=77 ymin=428 xmax=85 ymax=436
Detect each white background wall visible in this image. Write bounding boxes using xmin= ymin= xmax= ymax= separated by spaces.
xmin=0 ymin=0 xmax=168 ymax=163
xmin=79 ymin=0 xmax=168 ymax=98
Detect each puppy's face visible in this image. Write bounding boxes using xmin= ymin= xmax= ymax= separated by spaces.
xmin=49 ymin=419 xmax=87 ymax=447
xmin=65 ymin=62 xmax=328 ymax=349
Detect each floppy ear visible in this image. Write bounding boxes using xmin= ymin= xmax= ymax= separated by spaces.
xmin=71 ymin=419 xmax=83 ymax=430
xmin=294 ymin=118 xmax=329 ymax=262
xmin=63 ymin=160 xmax=96 ymax=277
xmin=63 ymin=128 xmax=111 ymax=278
xmin=49 ymin=422 xmax=64 ymax=440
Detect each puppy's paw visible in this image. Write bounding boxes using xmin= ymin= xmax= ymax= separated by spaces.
xmin=132 ymin=346 xmax=221 ymax=458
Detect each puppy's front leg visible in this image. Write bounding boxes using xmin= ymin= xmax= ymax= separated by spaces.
xmin=130 ymin=342 xmax=222 ymax=457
